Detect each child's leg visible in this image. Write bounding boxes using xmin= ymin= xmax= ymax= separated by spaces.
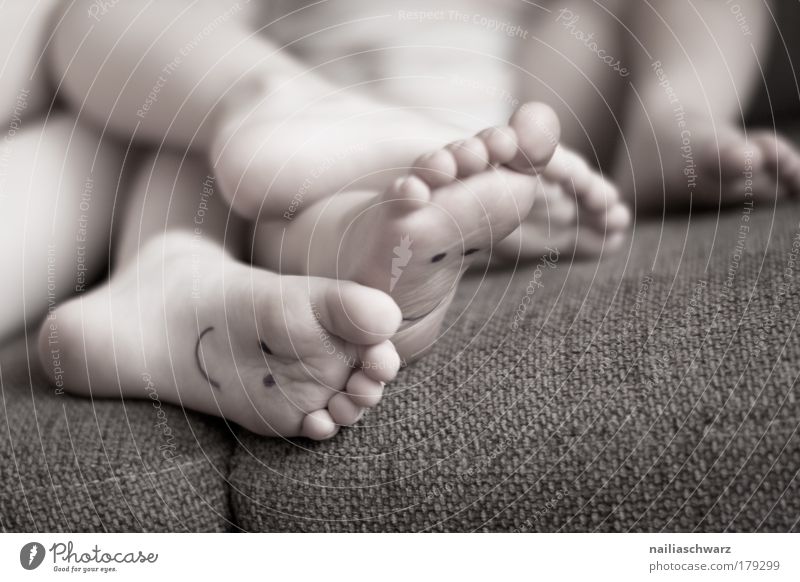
xmin=513 ymin=0 xmax=629 ymax=170
xmin=50 ymin=1 xmax=464 ymax=219
xmin=0 ymin=1 xmax=59 ymax=125
xmin=0 ymin=113 xmax=122 ymax=341
xmin=40 ymin=151 xmax=403 ymax=439
xmin=615 ymin=0 xmax=800 ymax=210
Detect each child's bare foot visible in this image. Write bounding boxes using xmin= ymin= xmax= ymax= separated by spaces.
xmin=618 ymin=112 xmax=800 ymax=211
xmin=498 ymin=145 xmax=631 ymax=261
xmin=255 ymin=103 xmax=628 ymax=358
xmin=211 ymin=74 xmax=464 ymax=219
xmin=39 ymin=234 xmax=402 ymax=440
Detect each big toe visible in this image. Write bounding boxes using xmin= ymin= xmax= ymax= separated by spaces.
xmin=312 ymin=279 xmax=402 ymax=345
xmin=507 ymin=102 xmax=561 ymax=174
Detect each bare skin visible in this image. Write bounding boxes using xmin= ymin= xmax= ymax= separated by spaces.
xmin=40 ymin=153 xmax=403 ymax=440
xmin=252 ymin=102 xmax=629 ymax=359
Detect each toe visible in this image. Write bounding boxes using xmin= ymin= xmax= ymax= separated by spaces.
xmin=753 ymin=131 xmax=800 ymax=195
xmin=476 ymin=126 xmax=518 ymax=164
xmin=313 ymin=280 xmax=402 ymax=345
xmin=543 ymin=145 xmax=590 ymax=183
xmin=412 ymin=149 xmax=458 ymax=188
xmin=302 ymin=409 xmax=339 ymax=440
xmin=583 ymin=177 xmax=620 ymax=212
xmin=346 ymin=370 xmax=385 ymax=408
xmin=507 ymin=102 xmax=561 ymax=173
xmin=604 ymin=202 xmax=632 ymax=232
xmin=384 ymin=175 xmax=431 ymax=209
xmin=447 ymin=137 xmax=490 ymax=177
xmin=358 ymin=340 xmax=401 ymax=383
xmin=328 ymin=391 xmax=365 ymax=426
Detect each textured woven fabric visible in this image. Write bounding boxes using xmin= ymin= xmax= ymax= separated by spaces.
xmin=230 ymin=201 xmax=800 ymax=532
xmin=0 ymin=335 xmax=235 ymax=532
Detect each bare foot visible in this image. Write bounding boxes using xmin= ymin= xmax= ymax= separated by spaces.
xmin=210 ymin=74 xmax=464 ymax=219
xmin=498 ymin=144 xmax=631 ymax=261
xmin=254 ymin=102 xmax=627 ymax=358
xmin=617 ymin=111 xmax=800 ymax=211
xmin=39 ymin=234 xmax=402 ymax=440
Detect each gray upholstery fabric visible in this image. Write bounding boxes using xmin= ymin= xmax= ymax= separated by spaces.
xmin=229 ymin=202 xmax=800 ymax=532
xmin=0 ymin=336 xmax=235 ymax=532
xmin=2 ymin=204 xmax=798 ymax=532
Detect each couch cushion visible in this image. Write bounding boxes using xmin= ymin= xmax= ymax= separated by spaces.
xmin=229 ymin=200 xmax=800 ymax=532
xmin=0 ymin=335 xmax=235 ymax=531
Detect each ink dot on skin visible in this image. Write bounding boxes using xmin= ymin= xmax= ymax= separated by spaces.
xmin=463 ymin=248 xmax=480 ymax=256
xmin=263 ymin=374 xmax=276 ymax=388
xmin=431 ymin=252 xmax=447 ymax=263
xmin=259 ymin=340 xmax=272 ymax=355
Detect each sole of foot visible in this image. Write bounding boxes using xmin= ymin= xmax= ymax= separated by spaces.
xmin=39 ymin=234 xmax=403 ymax=440
xmin=328 ymin=102 xmax=594 ymax=359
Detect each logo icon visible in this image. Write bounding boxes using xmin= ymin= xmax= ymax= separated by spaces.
xmin=20 ymin=542 xmax=45 ymax=570
xmin=390 ymin=234 xmax=413 ymax=291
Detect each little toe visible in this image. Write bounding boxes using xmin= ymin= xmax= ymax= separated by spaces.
xmin=346 ymin=370 xmax=385 ymax=408
xmin=312 ymin=279 xmax=402 ymax=345
xmin=328 ymin=391 xmax=365 ymax=426
xmin=476 ymin=126 xmax=518 ymax=165
xmin=507 ymin=102 xmax=561 ymax=173
xmin=302 ymin=409 xmax=339 ymax=440
xmin=447 ymin=137 xmax=490 ymax=177
xmin=358 ymin=340 xmax=401 ymax=383
xmin=412 ymin=149 xmax=458 ymax=188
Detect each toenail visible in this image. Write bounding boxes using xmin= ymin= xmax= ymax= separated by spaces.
xmin=259 ymin=340 xmax=272 ymax=355
xmin=463 ymin=248 xmax=480 ymax=256
xmin=263 ymin=374 xmax=276 ymax=388
xmin=431 ymin=252 xmax=447 ymax=263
